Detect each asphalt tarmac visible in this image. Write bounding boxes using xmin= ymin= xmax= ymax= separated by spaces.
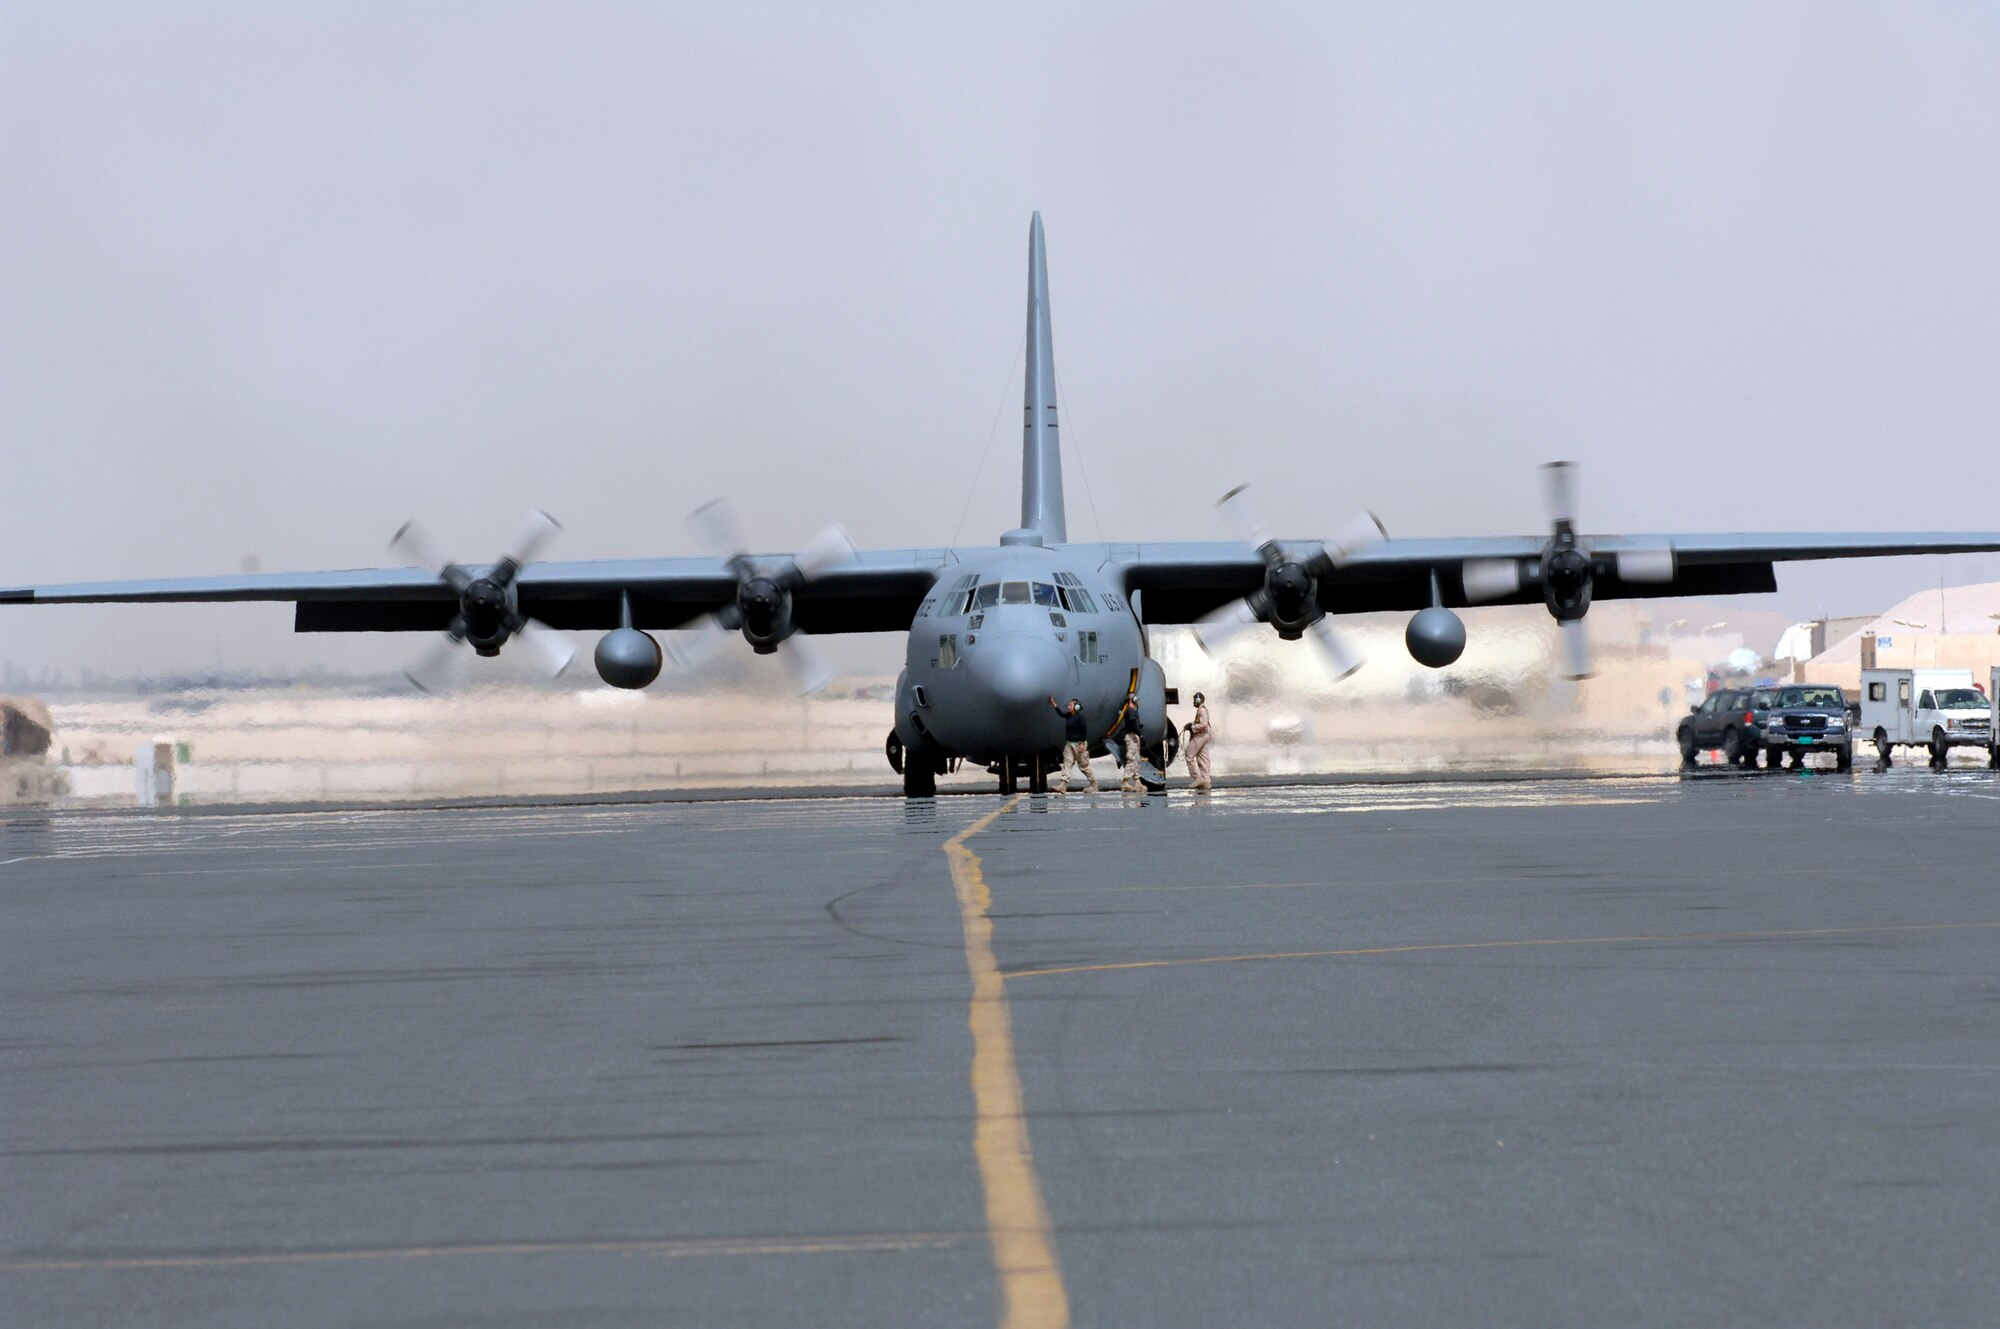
xmin=5 ymin=765 xmax=1999 ymax=1326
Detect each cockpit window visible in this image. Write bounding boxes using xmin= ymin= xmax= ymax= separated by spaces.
xmin=1032 ymin=583 xmax=1059 ymax=607
xmin=973 ymin=583 xmax=1000 ymax=610
xmin=1059 ymin=585 xmax=1098 ymax=615
xmin=1000 ymin=581 xmax=1032 ymax=604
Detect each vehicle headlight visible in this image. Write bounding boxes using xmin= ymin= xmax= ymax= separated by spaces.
xmin=1825 ymin=718 xmax=1846 ymax=730
xmin=1946 ymin=718 xmax=1961 ymax=729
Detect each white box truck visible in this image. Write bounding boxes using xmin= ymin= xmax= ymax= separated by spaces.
xmin=1991 ymin=667 xmax=2000 ymax=769
xmin=1859 ymin=668 xmax=1994 ymax=764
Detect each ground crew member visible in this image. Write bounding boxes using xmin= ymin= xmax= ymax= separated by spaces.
xmin=1184 ymin=691 xmax=1213 ymax=792
xmin=1047 ymin=695 xmax=1097 ymax=793
xmin=1114 ymin=696 xmax=1146 ymax=793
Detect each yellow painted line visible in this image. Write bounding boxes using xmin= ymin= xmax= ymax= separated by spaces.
xmin=945 ymin=795 xmax=1069 ymax=1329
xmin=1005 ymin=921 xmax=2000 ymax=980
xmin=0 ymin=1231 xmax=972 ymax=1273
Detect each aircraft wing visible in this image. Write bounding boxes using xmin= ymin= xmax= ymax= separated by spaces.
xmin=1106 ymin=532 xmax=2000 ymax=623
xmin=0 ymin=550 xmax=952 ymax=635
xmin=12 ymin=531 xmax=2000 ymax=635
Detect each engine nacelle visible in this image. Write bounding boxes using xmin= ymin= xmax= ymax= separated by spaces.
xmin=594 ymin=628 xmax=663 ymax=689
xmin=737 ymin=575 xmax=794 ymax=653
xmin=1264 ymin=561 xmax=1318 ymax=638
xmin=1405 ymin=606 xmax=1466 ymax=669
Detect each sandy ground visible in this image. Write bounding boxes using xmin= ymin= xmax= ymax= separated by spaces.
xmin=31 ymin=667 xmax=1693 ymax=806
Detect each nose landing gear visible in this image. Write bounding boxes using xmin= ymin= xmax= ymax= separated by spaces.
xmin=994 ymin=752 xmax=1054 ymax=795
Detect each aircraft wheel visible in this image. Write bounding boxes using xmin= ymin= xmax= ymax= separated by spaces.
xmin=903 ymin=761 xmax=936 ymax=798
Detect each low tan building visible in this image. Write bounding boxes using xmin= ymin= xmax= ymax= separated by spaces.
xmin=1791 ymin=583 xmax=2000 ymax=692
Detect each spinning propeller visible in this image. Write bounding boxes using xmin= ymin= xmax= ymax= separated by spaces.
xmin=391 ymin=510 xmax=577 ymax=692
xmin=1459 ymin=462 xmax=1676 ymax=680
xmin=678 ymin=498 xmax=857 ymax=695
xmin=1192 ymin=484 xmax=1387 ymax=680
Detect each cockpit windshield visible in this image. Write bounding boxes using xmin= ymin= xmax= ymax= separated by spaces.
xmin=964 ymin=579 xmax=1065 ymax=612
xmin=1777 ymin=687 xmax=1844 ymax=708
xmin=1934 ymin=688 xmax=1987 ymax=710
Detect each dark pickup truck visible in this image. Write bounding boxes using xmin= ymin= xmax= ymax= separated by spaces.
xmin=1678 ymin=687 xmax=1768 ymax=767
xmin=1757 ymin=684 xmax=1854 ymax=770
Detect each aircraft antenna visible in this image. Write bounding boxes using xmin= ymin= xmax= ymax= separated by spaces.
xmin=1053 ymin=370 xmax=1107 ymax=544
xmin=952 ymin=329 xmax=1025 ymax=547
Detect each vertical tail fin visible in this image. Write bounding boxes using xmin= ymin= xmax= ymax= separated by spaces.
xmin=1020 ymin=212 xmax=1067 ymax=544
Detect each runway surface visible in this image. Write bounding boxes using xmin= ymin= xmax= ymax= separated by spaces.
xmin=6 ymin=766 xmax=2000 ymax=1326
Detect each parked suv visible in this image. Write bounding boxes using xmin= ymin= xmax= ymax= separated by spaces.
xmin=1677 ymin=688 xmax=1767 ymax=767
xmin=1758 ymin=684 xmax=1854 ymax=770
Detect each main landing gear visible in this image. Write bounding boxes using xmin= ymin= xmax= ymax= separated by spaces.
xmin=888 ymin=729 xmax=941 ymax=798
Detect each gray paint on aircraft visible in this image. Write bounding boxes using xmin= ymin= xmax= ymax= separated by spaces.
xmin=1020 ymin=212 xmax=1065 ymax=545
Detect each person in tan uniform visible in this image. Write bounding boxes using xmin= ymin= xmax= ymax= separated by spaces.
xmin=1047 ymin=695 xmax=1098 ymax=793
xmin=1184 ymin=691 xmax=1213 ymax=792
xmin=1113 ymin=697 xmax=1146 ymax=793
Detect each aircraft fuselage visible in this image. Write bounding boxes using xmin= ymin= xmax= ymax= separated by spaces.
xmin=894 ymin=542 xmax=1162 ymax=767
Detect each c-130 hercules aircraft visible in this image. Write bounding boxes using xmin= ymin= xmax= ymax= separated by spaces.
xmin=10 ymin=214 xmax=2000 ymax=796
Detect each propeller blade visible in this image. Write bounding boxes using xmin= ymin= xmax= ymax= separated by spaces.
xmin=1304 ymin=615 xmax=1364 ymax=681
xmin=662 ymin=613 xmax=734 ymax=673
xmin=514 ymin=618 xmax=578 ymax=679
xmin=1216 ymin=484 xmax=1276 ymax=554
xmin=1192 ymin=597 xmax=1262 ymax=655
xmin=1615 ymin=547 xmax=1676 ymax=583
xmin=389 ymin=519 xmax=470 ymax=592
xmin=1539 ymin=460 xmax=1577 ymax=529
xmin=688 ymin=497 xmax=751 ymax=563
xmin=503 ymin=509 xmax=564 ymax=570
xmin=780 ymin=634 xmax=836 ymax=696
xmin=1320 ymin=510 xmax=1388 ymax=566
xmin=1462 ymin=558 xmax=1523 ymax=602
xmin=402 ymin=632 xmax=465 ymax=693
xmin=792 ymin=522 xmax=858 ymax=581
xmin=1559 ymin=618 xmax=1595 ymax=681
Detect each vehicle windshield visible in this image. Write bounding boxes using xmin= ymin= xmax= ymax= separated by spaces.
xmin=1777 ymin=687 xmax=1844 ymax=708
xmin=1934 ymin=688 xmax=1987 ymax=710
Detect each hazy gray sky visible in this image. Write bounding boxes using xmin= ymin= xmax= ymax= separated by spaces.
xmin=5 ymin=2 xmax=1999 ymax=675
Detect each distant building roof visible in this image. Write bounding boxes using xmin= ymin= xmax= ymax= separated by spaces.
xmin=1812 ymin=582 xmax=2000 ymax=665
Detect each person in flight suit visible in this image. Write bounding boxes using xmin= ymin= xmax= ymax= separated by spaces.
xmin=1183 ymin=691 xmax=1213 ymax=792
xmin=1047 ymin=696 xmax=1098 ymax=793
xmin=1114 ymin=696 xmax=1146 ymax=793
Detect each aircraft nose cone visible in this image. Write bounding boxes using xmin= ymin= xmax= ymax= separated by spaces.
xmin=967 ymin=637 xmax=1071 ymax=747
xmin=973 ymin=638 xmax=1065 ymax=710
